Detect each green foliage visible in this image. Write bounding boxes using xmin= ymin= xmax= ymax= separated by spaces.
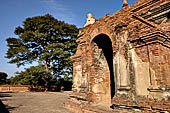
xmin=10 ymin=65 xmax=55 ymax=86
xmin=57 ymin=77 xmax=72 ymax=91
xmin=6 ymin=14 xmax=79 ymax=79
xmin=0 ymin=72 xmax=8 ymax=85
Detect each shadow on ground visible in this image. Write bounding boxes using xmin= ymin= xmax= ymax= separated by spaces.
xmin=0 ymin=100 xmax=9 ymax=113
xmin=0 ymin=92 xmax=18 ymax=113
xmin=0 ymin=92 xmax=13 ymax=98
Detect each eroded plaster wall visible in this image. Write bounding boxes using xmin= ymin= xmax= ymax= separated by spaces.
xmin=130 ymin=47 xmax=150 ymax=96
xmin=114 ymin=52 xmax=129 ymax=88
xmin=72 ymin=62 xmax=82 ymax=92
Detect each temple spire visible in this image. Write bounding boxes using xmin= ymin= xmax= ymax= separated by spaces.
xmin=123 ymin=0 xmax=128 ymax=8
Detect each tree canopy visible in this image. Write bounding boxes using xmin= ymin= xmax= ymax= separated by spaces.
xmin=10 ymin=65 xmax=72 ymax=91
xmin=0 ymin=72 xmax=8 ymax=85
xmin=10 ymin=65 xmax=54 ymax=86
xmin=6 ymin=14 xmax=79 ymax=80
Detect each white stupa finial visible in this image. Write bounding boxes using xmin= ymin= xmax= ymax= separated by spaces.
xmin=84 ymin=13 xmax=96 ymax=27
xmin=123 ymin=0 xmax=128 ymax=8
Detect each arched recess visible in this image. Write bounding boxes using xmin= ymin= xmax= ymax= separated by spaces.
xmin=89 ymin=34 xmax=115 ymax=105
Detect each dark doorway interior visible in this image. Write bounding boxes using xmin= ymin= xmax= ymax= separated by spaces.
xmin=93 ymin=34 xmax=115 ymax=99
xmin=167 ymin=11 xmax=170 ymax=19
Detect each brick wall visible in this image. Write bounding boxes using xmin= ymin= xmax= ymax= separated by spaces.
xmin=0 ymin=85 xmax=48 ymax=92
xmin=0 ymin=85 xmax=30 ymax=92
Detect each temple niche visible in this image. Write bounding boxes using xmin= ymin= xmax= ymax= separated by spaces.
xmin=66 ymin=0 xmax=170 ymax=112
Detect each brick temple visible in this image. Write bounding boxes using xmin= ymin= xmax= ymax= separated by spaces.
xmin=66 ymin=0 xmax=170 ymax=112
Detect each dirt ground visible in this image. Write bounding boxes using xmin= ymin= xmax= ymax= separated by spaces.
xmin=0 ymin=91 xmax=73 ymax=113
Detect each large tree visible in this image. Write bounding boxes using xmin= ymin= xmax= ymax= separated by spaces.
xmin=6 ymin=14 xmax=79 ymax=80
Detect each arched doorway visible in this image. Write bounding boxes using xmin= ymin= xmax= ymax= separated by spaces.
xmin=91 ymin=34 xmax=115 ymax=105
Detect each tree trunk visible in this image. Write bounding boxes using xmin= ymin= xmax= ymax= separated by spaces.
xmin=44 ymin=61 xmax=51 ymax=91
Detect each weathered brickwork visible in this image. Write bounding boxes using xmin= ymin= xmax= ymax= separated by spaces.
xmin=0 ymin=85 xmax=50 ymax=92
xmin=0 ymin=85 xmax=30 ymax=92
xmin=67 ymin=0 xmax=170 ymax=112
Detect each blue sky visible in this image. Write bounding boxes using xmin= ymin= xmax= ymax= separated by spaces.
xmin=0 ymin=0 xmax=136 ymax=77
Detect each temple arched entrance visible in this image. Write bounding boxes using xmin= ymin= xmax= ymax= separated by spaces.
xmin=90 ymin=34 xmax=115 ymax=105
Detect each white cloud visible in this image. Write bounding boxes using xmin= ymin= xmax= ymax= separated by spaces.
xmin=40 ymin=0 xmax=76 ymax=24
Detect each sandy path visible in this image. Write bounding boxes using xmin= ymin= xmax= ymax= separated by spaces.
xmin=0 ymin=91 xmax=73 ymax=113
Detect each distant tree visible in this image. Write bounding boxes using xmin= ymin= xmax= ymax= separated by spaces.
xmin=0 ymin=72 xmax=8 ymax=85
xmin=10 ymin=65 xmax=56 ymax=87
xmin=6 ymin=14 xmax=79 ymax=88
